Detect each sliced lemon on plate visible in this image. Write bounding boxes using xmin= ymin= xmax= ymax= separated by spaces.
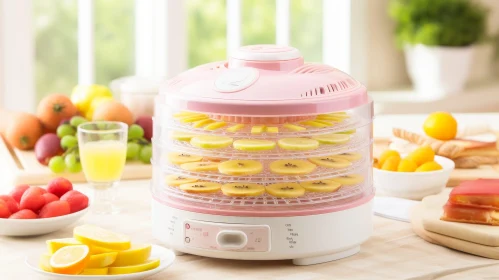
xmin=112 ymin=244 xmax=152 ymax=267
xmin=86 ymin=252 xmax=118 ymax=268
xmin=74 ymin=225 xmax=131 ymax=251
xmin=108 ymin=259 xmax=160 ymax=275
xmin=49 ymin=245 xmax=90 ymax=275
xmin=80 ymin=268 xmax=109 ymax=275
xmin=46 ymin=238 xmax=82 ymax=254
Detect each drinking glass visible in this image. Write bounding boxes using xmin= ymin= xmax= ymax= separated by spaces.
xmin=77 ymin=121 xmax=128 ymax=214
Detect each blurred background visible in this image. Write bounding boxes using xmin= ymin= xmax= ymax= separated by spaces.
xmin=1 ymin=0 xmax=498 ymax=114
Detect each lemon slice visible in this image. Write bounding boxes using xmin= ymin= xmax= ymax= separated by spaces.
xmin=80 ymin=268 xmax=109 ymax=275
xmin=251 ymin=125 xmax=266 ymax=134
xmin=267 ymin=126 xmax=279 ymax=133
xmin=46 ymin=238 xmax=82 ymax=254
xmin=167 ymin=152 xmax=203 ymax=165
xmin=190 ymin=135 xmax=233 ymax=149
xmin=277 ymin=138 xmax=319 ymax=151
xmin=179 ymin=115 xmax=209 ymax=123
xmin=308 ymin=156 xmax=352 ymax=168
xmin=221 ymin=183 xmax=266 ymax=197
xmin=112 ymin=244 xmax=152 ymax=267
xmin=204 ymin=122 xmax=227 ymax=130
xmin=173 ymin=111 xmax=204 ymax=118
xmin=180 ymin=162 xmax=219 ymax=172
xmin=311 ymin=133 xmax=350 ymax=144
xmin=74 ymin=225 xmax=131 ymax=251
xmin=300 ymin=120 xmax=328 ymax=128
xmin=180 ymin=182 xmax=222 ymax=193
xmin=39 ymin=253 xmax=52 ymax=272
xmin=337 ymin=129 xmax=356 ymax=134
xmin=192 ymin=119 xmax=215 ymax=128
xmin=108 ymin=259 xmax=160 ymax=275
xmin=49 ymin=245 xmax=90 ymax=275
xmin=283 ymin=123 xmax=306 ymax=131
xmin=233 ymin=139 xmax=276 ymax=151
xmin=86 ymin=252 xmax=118 ymax=268
xmin=165 ymin=175 xmax=198 ymax=186
xmin=170 ymin=131 xmax=198 ymax=141
xmin=269 ymin=160 xmax=316 ymax=175
xmin=227 ymin=124 xmax=245 ymax=132
xmin=312 ymin=119 xmax=334 ymax=126
xmin=266 ymin=183 xmax=305 ymax=198
xmin=218 ymin=160 xmax=264 ymax=175
xmin=330 ymin=174 xmax=364 ymax=185
xmin=300 ymin=180 xmax=342 ymax=192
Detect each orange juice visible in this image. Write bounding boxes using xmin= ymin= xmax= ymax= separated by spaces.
xmin=80 ymin=140 xmax=127 ymax=182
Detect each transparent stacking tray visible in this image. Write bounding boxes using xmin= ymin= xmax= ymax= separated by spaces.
xmin=151 ymin=103 xmax=374 ymax=212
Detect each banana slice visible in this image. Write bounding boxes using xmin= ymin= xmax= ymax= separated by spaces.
xmin=283 ymin=123 xmax=306 ymax=131
xmin=180 ymin=162 xmax=220 ymax=172
xmin=277 ymin=138 xmax=319 ymax=151
xmin=173 ymin=111 xmax=205 ymax=118
xmin=300 ymin=180 xmax=342 ymax=192
xmin=218 ymin=160 xmax=263 ymax=176
xmin=190 ymin=135 xmax=233 ymax=149
xmin=267 ymin=127 xmax=279 ymax=133
xmin=337 ymin=129 xmax=356 ymax=135
xmin=311 ymin=133 xmax=350 ymax=144
xmin=251 ymin=125 xmax=266 ymax=134
xmin=204 ymin=122 xmax=227 ymax=131
xmin=269 ymin=160 xmax=316 ymax=175
xmin=266 ymin=183 xmax=305 ymax=198
xmin=299 ymin=120 xmax=328 ymax=128
xmin=170 ymin=131 xmax=198 ymax=141
xmin=335 ymin=152 xmax=362 ymax=161
xmin=221 ymin=183 xmax=265 ymax=197
xmin=308 ymin=156 xmax=352 ymax=168
xmin=227 ymin=124 xmax=245 ymax=132
xmin=316 ymin=115 xmax=345 ymax=122
xmin=192 ymin=119 xmax=215 ymax=128
xmin=312 ymin=119 xmax=334 ymax=126
xmin=233 ymin=139 xmax=276 ymax=151
xmin=330 ymin=174 xmax=364 ymax=185
xmin=165 ymin=175 xmax=198 ymax=187
xmin=180 ymin=182 xmax=222 ymax=194
xmin=167 ymin=152 xmax=203 ymax=165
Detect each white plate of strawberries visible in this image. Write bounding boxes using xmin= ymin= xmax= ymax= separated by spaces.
xmin=0 ymin=177 xmax=89 ymax=236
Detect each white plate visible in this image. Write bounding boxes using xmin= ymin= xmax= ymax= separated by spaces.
xmin=0 ymin=207 xmax=89 ymax=236
xmin=25 ymin=245 xmax=175 ymax=280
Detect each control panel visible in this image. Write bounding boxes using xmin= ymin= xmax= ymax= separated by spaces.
xmin=183 ymin=220 xmax=270 ymax=252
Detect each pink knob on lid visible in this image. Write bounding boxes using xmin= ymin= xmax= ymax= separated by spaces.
xmin=229 ymin=44 xmax=304 ymax=71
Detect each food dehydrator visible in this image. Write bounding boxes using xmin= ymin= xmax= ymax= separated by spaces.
xmin=151 ymin=45 xmax=374 ymax=265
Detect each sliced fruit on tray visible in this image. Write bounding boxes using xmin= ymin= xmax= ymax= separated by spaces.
xmin=218 ymin=160 xmax=264 ymax=175
xmin=180 ymin=182 xmax=222 ymax=194
xmin=277 ymin=137 xmax=319 ymax=151
xmin=221 ymin=183 xmax=266 ymax=197
xmin=266 ymin=183 xmax=306 ymax=198
xmin=269 ymin=159 xmax=316 ymax=175
xmin=233 ymin=139 xmax=276 ymax=151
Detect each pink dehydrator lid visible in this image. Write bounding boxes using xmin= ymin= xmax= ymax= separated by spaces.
xmin=161 ymin=45 xmax=368 ymax=116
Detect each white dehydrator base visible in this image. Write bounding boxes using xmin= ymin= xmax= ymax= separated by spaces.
xmin=151 ymin=198 xmax=373 ymax=266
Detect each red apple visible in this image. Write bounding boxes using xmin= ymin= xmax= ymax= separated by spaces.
xmin=135 ymin=116 xmax=153 ymax=141
xmin=34 ymin=133 xmax=63 ymax=165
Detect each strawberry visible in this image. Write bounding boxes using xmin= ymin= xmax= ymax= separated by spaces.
xmin=9 ymin=184 xmax=30 ymax=203
xmin=0 ymin=199 xmax=11 ymax=218
xmin=60 ymin=190 xmax=88 ymax=213
xmin=42 ymin=193 xmax=59 ymax=204
xmin=0 ymin=195 xmax=19 ymax=213
xmin=47 ymin=177 xmax=73 ymax=197
xmin=38 ymin=201 xmax=70 ymax=218
xmin=20 ymin=187 xmax=46 ymax=212
xmin=9 ymin=209 xmax=37 ymax=219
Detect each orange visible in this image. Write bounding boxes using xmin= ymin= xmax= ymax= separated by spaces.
xmin=381 ymin=156 xmax=400 ymax=171
xmin=379 ymin=150 xmax=400 ymax=167
xmin=397 ymin=159 xmax=418 ymax=172
xmin=423 ymin=112 xmax=458 ymax=140
xmin=49 ymin=245 xmax=90 ymax=274
xmin=407 ymin=146 xmax=435 ymax=166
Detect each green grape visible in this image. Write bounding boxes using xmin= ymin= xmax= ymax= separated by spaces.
xmin=96 ymin=122 xmax=108 ymax=130
xmin=57 ymin=124 xmax=76 ymax=138
xmin=128 ymin=124 xmax=144 ymax=140
xmin=48 ymin=156 xmax=66 ymax=173
xmin=65 ymin=153 xmax=77 ymax=166
xmin=67 ymin=161 xmax=82 ymax=173
xmin=100 ymin=133 xmax=118 ymax=141
xmin=61 ymin=135 xmax=78 ymax=149
xmin=139 ymin=145 xmax=152 ymax=164
xmin=127 ymin=142 xmax=141 ymax=160
xmin=70 ymin=116 xmax=88 ymax=127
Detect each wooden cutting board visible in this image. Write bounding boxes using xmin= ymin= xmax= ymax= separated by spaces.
xmin=410 ymin=197 xmax=499 ymax=259
xmin=0 ymin=136 xmax=152 ymax=185
xmin=421 ymin=189 xmax=499 ymax=246
xmin=374 ymin=138 xmax=499 ymax=187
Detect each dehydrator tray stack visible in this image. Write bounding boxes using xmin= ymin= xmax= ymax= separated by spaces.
xmin=150 ymin=101 xmax=374 ymax=213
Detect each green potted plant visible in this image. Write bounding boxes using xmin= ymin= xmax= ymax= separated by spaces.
xmin=389 ymin=0 xmax=488 ymax=96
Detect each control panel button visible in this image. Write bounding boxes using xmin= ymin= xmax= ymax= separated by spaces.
xmin=216 ymin=230 xmax=248 ymax=249
xmin=214 ymin=67 xmax=259 ymax=93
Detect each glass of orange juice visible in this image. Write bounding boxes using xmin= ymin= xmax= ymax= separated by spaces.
xmin=78 ymin=121 xmax=128 ymax=214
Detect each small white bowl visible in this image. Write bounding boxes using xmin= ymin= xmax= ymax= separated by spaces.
xmin=0 ymin=207 xmax=89 ymax=236
xmin=374 ymin=155 xmax=455 ymax=200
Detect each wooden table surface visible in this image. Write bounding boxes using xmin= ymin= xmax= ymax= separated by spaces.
xmin=1 ymin=114 xmax=499 ymax=279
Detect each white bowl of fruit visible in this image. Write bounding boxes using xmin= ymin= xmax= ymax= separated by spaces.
xmin=0 ymin=177 xmax=90 ymax=236
xmin=374 ymin=146 xmax=455 ymax=200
